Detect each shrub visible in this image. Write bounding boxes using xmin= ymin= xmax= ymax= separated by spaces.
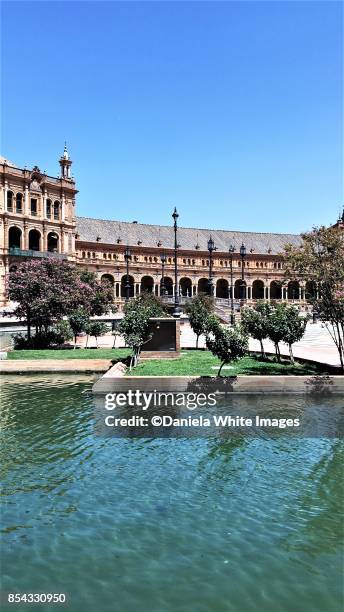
xmin=206 ymin=324 xmax=248 ymax=376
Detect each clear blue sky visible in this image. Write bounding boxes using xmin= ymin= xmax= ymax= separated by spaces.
xmin=2 ymin=1 xmax=343 ymax=234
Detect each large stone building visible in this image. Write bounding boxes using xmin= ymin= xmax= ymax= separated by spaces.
xmin=1 ymin=149 xmax=338 ymax=310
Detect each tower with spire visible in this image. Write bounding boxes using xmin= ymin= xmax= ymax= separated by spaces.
xmin=59 ymin=142 xmax=73 ymax=179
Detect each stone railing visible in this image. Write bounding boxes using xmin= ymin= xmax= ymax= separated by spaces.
xmin=8 ymin=247 xmax=67 ymax=260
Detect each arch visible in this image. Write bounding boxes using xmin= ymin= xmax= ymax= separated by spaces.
xmin=16 ymin=193 xmax=23 ymax=213
xmin=270 ymin=280 xmax=282 ymax=300
xmin=288 ymin=280 xmax=300 ymax=300
xmin=141 ymin=275 xmax=154 ymax=293
xmin=234 ymin=279 xmax=246 ymax=299
xmin=47 ymin=232 xmax=59 ymax=253
xmin=305 ymin=281 xmax=317 ymax=301
xmin=101 ymin=274 xmax=115 ymax=287
xmin=180 ymin=277 xmax=192 ymax=297
xmin=28 ymin=229 xmax=41 ymax=251
xmin=216 ymin=278 xmax=229 ymax=298
xmin=252 ymin=279 xmax=265 ymax=300
xmin=121 ymin=274 xmax=135 ymax=298
xmin=53 ymin=201 xmax=60 ymax=220
xmin=161 ymin=276 xmax=173 ymax=296
xmin=198 ymin=277 xmax=209 ymax=294
xmin=8 ymin=226 xmax=22 ymax=249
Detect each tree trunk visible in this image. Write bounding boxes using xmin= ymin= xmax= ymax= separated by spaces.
xmin=259 ymin=339 xmax=265 ymax=359
xmin=27 ymin=311 xmax=31 ymax=341
xmin=218 ymin=361 xmax=226 ymax=376
xmin=289 ymin=344 xmax=294 ymax=364
xmin=74 ymin=334 xmax=77 ymax=349
xmin=275 ymin=343 xmax=280 ymax=362
xmin=196 ymin=335 xmax=199 ymax=349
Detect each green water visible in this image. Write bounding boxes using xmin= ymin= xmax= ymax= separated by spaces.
xmin=1 ymin=376 xmax=343 ymax=612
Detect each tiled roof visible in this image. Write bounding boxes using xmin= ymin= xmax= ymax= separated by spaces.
xmin=76 ymin=216 xmax=302 ymax=255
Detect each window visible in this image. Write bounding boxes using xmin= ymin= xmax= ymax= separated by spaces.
xmin=54 ymin=201 xmax=60 ymax=220
xmin=82 ymin=252 xmax=86 ymax=258
xmin=7 ymin=191 xmax=13 ymax=211
xmin=92 ymin=252 xmax=95 ymax=258
xmin=87 ymin=252 xmax=91 ymax=258
xmin=16 ymin=193 xmax=23 ymax=213
xmin=46 ymin=199 xmax=52 ymax=218
xmin=30 ymin=198 xmax=37 ymax=216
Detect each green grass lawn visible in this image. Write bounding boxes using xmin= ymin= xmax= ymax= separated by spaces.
xmin=130 ymin=350 xmax=329 ymax=376
xmin=7 ymin=348 xmax=130 ymax=360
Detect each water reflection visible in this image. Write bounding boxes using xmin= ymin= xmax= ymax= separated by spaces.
xmin=0 ymin=375 xmax=343 ymax=612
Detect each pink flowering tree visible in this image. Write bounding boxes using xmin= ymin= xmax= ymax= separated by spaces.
xmin=7 ymin=259 xmax=115 ymax=343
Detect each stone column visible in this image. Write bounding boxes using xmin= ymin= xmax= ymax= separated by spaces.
xmin=61 ymin=194 xmax=65 ymax=222
xmin=24 ymin=184 xmax=29 ymax=216
xmin=42 ymin=190 xmax=46 ymax=219
xmin=3 ymin=181 xmax=8 ymax=212
xmin=23 ymin=222 xmax=28 ymax=250
xmin=265 ymin=286 xmax=270 ymax=300
xmin=42 ymin=223 xmax=47 ymax=252
xmin=3 ymin=218 xmax=8 ymax=249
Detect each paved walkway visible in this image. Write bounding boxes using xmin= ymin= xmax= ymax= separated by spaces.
xmin=180 ymin=321 xmax=341 ymax=368
xmin=0 ymin=359 xmax=112 ymax=374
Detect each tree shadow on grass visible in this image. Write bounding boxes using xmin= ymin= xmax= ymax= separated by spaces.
xmin=236 ymin=355 xmax=329 ymax=376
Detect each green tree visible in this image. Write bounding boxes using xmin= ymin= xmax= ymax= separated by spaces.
xmin=206 ymin=323 xmax=248 ymax=376
xmin=118 ymin=294 xmax=166 ymax=369
xmin=86 ymin=321 xmax=109 ymax=348
xmin=284 ymin=224 xmax=344 ymax=370
xmin=68 ymin=307 xmax=90 ymax=347
xmin=241 ymin=302 xmax=272 ymax=359
xmin=283 ymin=306 xmax=308 ymax=364
xmin=185 ymin=294 xmax=215 ymax=348
xmin=265 ymin=303 xmax=289 ymax=362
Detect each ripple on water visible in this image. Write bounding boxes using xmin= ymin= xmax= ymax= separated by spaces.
xmin=0 ymin=376 xmax=343 ymax=612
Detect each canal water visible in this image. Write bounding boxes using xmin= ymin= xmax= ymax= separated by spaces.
xmin=1 ymin=376 xmax=343 ymax=612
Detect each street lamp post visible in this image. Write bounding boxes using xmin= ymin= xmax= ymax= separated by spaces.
xmin=172 ymin=207 xmax=181 ymax=317
xmin=228 ymin=244 xmax=235 ymax=325
xmin=207 ymin=236 xmax=215 ymax=296
xmin=240 ymin=243 xmax=246 ymax=301
xmin=124 ymin=245 xmax=132 ymax=302
xmin=160 ymin=251 xmax=167 ymax=296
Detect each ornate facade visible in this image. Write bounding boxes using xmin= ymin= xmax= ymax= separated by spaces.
xmin=1 ymin=150 xmax=338 ymax=310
